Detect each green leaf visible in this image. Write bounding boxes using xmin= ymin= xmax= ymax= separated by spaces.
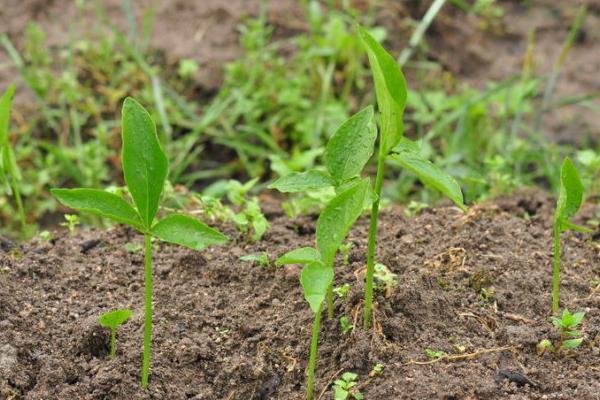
xmin=121 ymin=97 xmax=168 ymax=228
xmin=317 ymin=179 xmax=371 ymax=267
xmin=301 ymin=262 xmax=334 ymax=313
xmin=561 ymin=338 xmax=583 ymax=350
xmin=151 ymin=214 xmax=228 ymax=251
xmin=51 ymin=188 xmax=143 ymax=229
xmin=275 ymin=247 xmax=322 ymax=266
xmin=99 ymin=309 xmax=133 ymax=330
xmin=390 ymin=142 xmax=466 ymax=211
xmin=268 ymin=169 xmax=334 ymax=193
xmin=560 ymin=220 xmax=593 ymax=234
xmin=325 ymin=106 xmax=376 ymax=184
xmin=0 ymin=84 xmax=16 ymax=147
xmin=358 ymin=26 xmax=407 ymax=155
xmin=555 ymin=157 xmax=584 ymax=226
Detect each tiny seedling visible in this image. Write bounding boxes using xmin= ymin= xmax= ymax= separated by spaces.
xmin=333 ymin=372 xmax=363 ymax=400
xmin=373 ymin=263 xmax=398 ymax=296
xmin=60 ymin=214 xmax=81 ymax=234
xmin=52 ymin=98 xmax=228 ymax=388
xmin=339 ymin=316 xmax=352 ymax=335
xmin=240 ymin=252 xmax=270 ymax=268
xmin=0 ymin=84 xmax=26 ymax=231
xmin=339 ymin=242 xmax=353 ymax=267
xmin=358 ymin=26 xmax=467 ymax=329
xmin=552 ymin=158 xmax=592 ymax=313
xmin=333 ymin=283 xmax=351 ymax=298
xmin=425 ymin=348 xmax=446 ymax=359
xmin=539 ymin=309 xmax=586 ymax=353
xmin=99 ymin=309 xmax=133 ymax=358
xmin=369 ymin=363 xmax=385 ymax=377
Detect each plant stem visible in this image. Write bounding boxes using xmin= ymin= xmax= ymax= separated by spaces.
xmin=306 ymin=306 xmax=322 ymax=400
xmin=10 ymin=175 xmax=25 ymax=231
xmin=552 ymin=223 xmax=561 ymax=314
xmin=363 ymin=156 xmax=386 ymax=329
xmin=326 ymin=284 xmax=334 ymax=319
xmin=110 ymin=329 xmax=117 ymax=358
xmin=141 ymin=234 xmax=153 ymax=388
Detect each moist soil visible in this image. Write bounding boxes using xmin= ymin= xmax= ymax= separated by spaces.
xmin=1 ymin=190 xmax=599 ymax=400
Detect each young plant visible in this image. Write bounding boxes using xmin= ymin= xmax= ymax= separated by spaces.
xmin=0 ymin=84 xmax=26 ymax=231
xmin=333 ymin=372 xmax=363 ymax=400
xmin=274 ymin=179 xmax=371 ymax=400
xmin=271 ymin=105 xmax=377 ymax=320
xmin=552 ymin=158 xmax=592 ymax=313
xmin=358 ymin=26 xmax=467 ymax=329
xmin=99 ymin=309 xmax=133 ymax=358
xmin=539 ymin=309 xmax=585 ymax=353
xmin=52 ymin=98 xmax=228 ymax=388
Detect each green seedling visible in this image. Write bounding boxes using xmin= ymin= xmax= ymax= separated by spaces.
xmin=369 ymin=363 xmax=385 ymax=377
xmin=358 ymin=26 xmax=467 ymax=329
xmin=0 ymin=85 xmax=25 ymax=231
xmin=275 ymin=179 xmax=371 ymax=400
xmin=339 ymin=316 xmax=352 ymax=335
xmin=552 ymin=158 xmax=592 ymax=313
xmin=425 ymin=348 xmax=446 ymax=359
xmin=52 ymin=98 xmax=228 ymax=388
xmin=333 ymin=372 xmax=363 ymax=400
xmin=99 ymin=309 xmax=133 ymax=358
xmin=271 ymin=103 xmax=377 ymax=322
xmin=60 ymin=214 xmax=81 ymax=234
xmin=240 ymin=252 xmax=270 ymax=268
xmin=539 ymin=309 xmax=586 ymax=353
xmin=339 ymin=242 xmax=353 ymax=267
xmin=373 ymin=263 xmax=398 ymax=295
xmin=333 ymin=283 xmax=351 ymax=298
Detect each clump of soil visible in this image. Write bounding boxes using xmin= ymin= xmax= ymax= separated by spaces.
xmin=0 ymin=190 xmax=599 ymax=399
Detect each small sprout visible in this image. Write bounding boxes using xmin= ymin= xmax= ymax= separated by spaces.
xmin=551 ymin=308 xmax=585 ymax=350
xmin=60 ymin=214 xmax=81 ymax=233
xmin=373 ymin=263 xmax=398 ymax=295
xmin=479 ymin=287 xmax=495 ymax=303
xmin=453 ymin=344 xmax=467 ymax=353
xmin=339 ymin=316 xmax=352 ymax=335
xmin=38 ymin=230 xmax=53 ymax=241
xmin=537 ymin=339 xmax=554 ymax=355
xmin=215 ymin=326 xmax=231 ymax=336
xmin=404 ymin=200 xmax=429 ymax=217
xmin=369 ymin=363 xmax=385 ymax=377
xmin=552 ymin=158 xmax=592 ymax=313
xmin=425 ymin=348 xmax=446 ymax=359
xmin=333 ymin=372 xmax=363 ymax=400
xmin=177 ymin=59 xmax=199 ymax=79
xmin=124 ymin=242 xmax=143 ymax=253
xmin=339 ymin=242 xmax=353 ymax=267
xmin=333 ymin=283 xmax=351 ymax=299
xmin=99 ymin=309 xmax=133 ymax=358
xmin=240 ymin=252 xmax=270 ymax=268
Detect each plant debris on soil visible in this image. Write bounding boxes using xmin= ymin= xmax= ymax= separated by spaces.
xmin=1 ymin=190 xmax=599 ymax=399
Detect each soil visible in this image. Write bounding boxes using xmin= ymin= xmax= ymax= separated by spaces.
xmin=1 ymin=190 xmax=599 ymax=399
xmin=1 ymin=0 xmax=599 ymax=142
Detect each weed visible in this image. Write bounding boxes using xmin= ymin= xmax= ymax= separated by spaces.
xmin=333 ymin=372 xmax=363 ymax=400
xmin=98 ymin=309 xmax=133 ymax=358
xmin=339 ymin=316 xmax=353 ymax=335
xmin=333 ymin=283 xmax=351 ymax=299
xmin=358 ymin=26 xmax=466 ymax=329
xmin=425 ymin=348 xmax=446 ymax=359
xmin=539 ymin=309 xmax=585 ymax=353
xmin=240 ymin=252 xmax=270 ymax=268
xmin=0 ymin=85 xmax=25 ymax=233
xmin=369 ymin=363 xmax=385 ymax=377
xmin=373 ymin=263 xmax=398 ymax=295
xmin=552 ymin=158 xmax=592 ymax=313
xmin=60 ymin=214 xmax=81 ymax=234
xmin=52 ymin=98 xmax=227 ymax=388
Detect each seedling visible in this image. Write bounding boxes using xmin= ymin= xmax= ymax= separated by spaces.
xmin=539 ymin=309 xmax=586 ymax=353
xmin=369 ymin=363 xmax=385 ymax=377
xmin=333 ymin=372 xmax=363 ymax=400
xmin=60 ymin=214 xmax=81 ymax=234
xmin=339 ymin=316 xmax=352 ymax=335
xmin=0 ymin=85 xmax=25 ymax=231
xmin=333 ymin=283 xmax=351 ymax=298
xmin=552 ymin=158 xmax=592 ymax=313
xmin=373 ymin=263 xmax=398 ymax=295
xmin=274 ymin=179 xmax=371 ymax=400
xmin=358 ymin=26 xmax=467 ymax=329
xmin=52 ymin=98 xmax=228 ymax=388
xmin=99 ymin=309 xmax=133 ymax=358
xmin=425 ymin=348 xmax=446 ymax=360
xmin=240 ymin=252 xmax=270 ymax=268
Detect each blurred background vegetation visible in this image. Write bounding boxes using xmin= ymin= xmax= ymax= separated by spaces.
xmin=0 ymin=0 xmax=598 ymax=238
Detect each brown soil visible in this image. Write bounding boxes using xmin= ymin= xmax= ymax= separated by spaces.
xmin=1 ymin=1 xmax=599 ymax=141
xmin=1 ymin=190 xmax=599 ymax=399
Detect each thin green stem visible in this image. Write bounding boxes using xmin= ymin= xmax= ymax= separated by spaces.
xmin=552 ymin=223 xmax=561 ymax=314
xmin=306 ymin=306 xmax=322 ymax=400
xmin=141 ymin=234 xmax=153 ymax=388
xmin=110 ymin=329 xmax=117 ymax=358
xmin=363 ymin=156 xmax=386 ymax=329
xmin=326 ymin=284 xmax=334 ymax=319
xmin=10 ymin=175 xmax=25 ymax=231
